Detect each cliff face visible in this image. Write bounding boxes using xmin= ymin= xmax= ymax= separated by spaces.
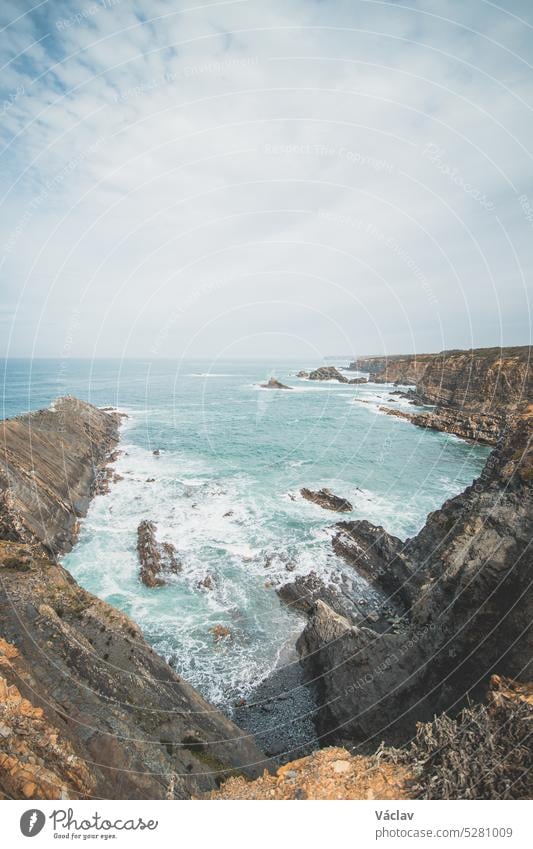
xmin=349 ymin=354 xmax=433 ymax=385
xmin=352 ymin=347 xmax=531 ymax=444
xmin=0 ymin=398 xmax=265 ymax=799
xmin=0 ymin=397 xmax=121 ymax=557
xmin=297 ymin=409 xmax=532 ymax=746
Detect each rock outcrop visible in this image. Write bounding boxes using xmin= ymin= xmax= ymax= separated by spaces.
xmin=260 ymin=378 xmax=292 ymax=390
xmin=137 ymin=520 xmax=181 ymax=587
xmin=0 ymin=397 xmax=121 ymax=557
xmin=277 ymin=572 xmax=361 ymax=620
xmin=297 ymin=409 xmax=533 ymax=746
xmin=352 ymin=347 xmax=531 ymax=445
xmin=300 ymin=487 xmax=353 ymax=512
xmin=378 ymin=406 xmax=502 ymax=445
xmin=307 ymin=366 xmax=348 ymax=382
xmin=0 ymin=398 xmax=266 ymax=799
xmin=299 ymin=366 xmax=366 ymax=384
xmin=209 ymin=746 xmax=412 ymax=800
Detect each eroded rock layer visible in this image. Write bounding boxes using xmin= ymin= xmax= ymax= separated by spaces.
xmin=0 ymin=399 xmax=265 ymax=799
xmin=0 ymin=397 xmax=121 ymax=557
xmin=351 ymin=347 xmax=531 ymax=444
xmin=297 ymin=410 xmax=533 ymax=746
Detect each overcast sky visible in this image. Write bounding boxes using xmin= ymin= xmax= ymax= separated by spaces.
xmin=1 ymin=0 xmax=532 ymax=360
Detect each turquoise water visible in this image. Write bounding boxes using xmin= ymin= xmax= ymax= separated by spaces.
xmin=2 ymin=358 xmax=489 ymax=705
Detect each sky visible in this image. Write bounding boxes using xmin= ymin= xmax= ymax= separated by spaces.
xmin=0 ymin=0 xmax=532 ymax=360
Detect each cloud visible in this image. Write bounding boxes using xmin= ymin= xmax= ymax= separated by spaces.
xmin=0 ymin=0 xmax=531 ymax=358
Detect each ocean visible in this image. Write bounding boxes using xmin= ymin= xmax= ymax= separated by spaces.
xmin=1 ymin=358 xmax=489 ymax=708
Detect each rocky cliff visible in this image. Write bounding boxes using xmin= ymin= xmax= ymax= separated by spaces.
xmin=0 ymin=398 xmax=265 ymax=799
xmin=297 ymin=408 xmax=532 ymax=747
xmin=351 ymin=347 xmax=531 ymax=444
xmin=0 ymin=397 xmax=121 ymax=557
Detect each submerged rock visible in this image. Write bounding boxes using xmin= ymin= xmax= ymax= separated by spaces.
xmin=210 ymin=625 xmax=232 ymax=641
xmin=137 ymin=520 xmax=181 ymax=587
xmin=301 ymin=487 xmax=353 ymax=512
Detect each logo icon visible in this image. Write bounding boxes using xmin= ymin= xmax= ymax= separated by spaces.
xmin=20 ymin=810 xmax=46 ymax=837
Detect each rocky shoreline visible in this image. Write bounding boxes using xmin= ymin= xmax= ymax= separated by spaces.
xmin=1 ymin=390 xmax=531 ymax=799
xmin=351 ymin=346 xmax=531 ymax=445
xmin=0 ymin=398 xmax=266 ymax=799
xmin=295 ymin=408 xmax=532 ymax=747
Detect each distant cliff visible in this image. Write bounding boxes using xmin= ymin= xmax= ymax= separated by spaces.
xmin=351 ymin=347 xmax=531 ymax=444
xmin=0 ymin=398 xmax=265 ymax=800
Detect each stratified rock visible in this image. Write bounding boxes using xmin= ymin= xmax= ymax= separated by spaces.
xmin=0 ymin=397 xmax=266 ymax=799
xmin=353 ymin=347 xmax=531 ymax=444
xmin=0 ymin=540 xmax=265 ymax=799
xmin=0 ymin=397 xmax=121 ymax=557
xmin=301 ymin=487 xmax=352 ymax=512
xmin=137 ymin=520 xmax=181 ymax=587
xmin=379 ymin=405 xmax=503 ymax=445
xmin=349 ymin=354 xmax=432 ymax=384
xmin=332 ymin=520 xmax=414 ymax=605
xmin=260 ymin=377 xmax=293 ymax=390
xmin=298 ymin=410 xmax=533 ymax=746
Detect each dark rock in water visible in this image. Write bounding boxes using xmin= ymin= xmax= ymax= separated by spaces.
xmin=297 ymin=412 xmax=533 ymax=747
xmin=306 ymin=366 xmax=348 ymax=383
xmin=153 ymin=448 xmax=160 ymax=456
xmin=198 ymin=574 xmax=214 ymax=590
xmin=260 ymin=377 xmax=292 ymax=390
xmin=299 ymin=366 xmax=366 ymax=385
xmin=137 ymin=520 xmax=181 ymax=587
xmin=301 ymin=487 xmax=353 ymax=512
